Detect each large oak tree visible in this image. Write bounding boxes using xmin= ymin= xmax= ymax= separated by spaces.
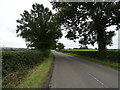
xmin=52 ymin=2 xmax=120 ymax=52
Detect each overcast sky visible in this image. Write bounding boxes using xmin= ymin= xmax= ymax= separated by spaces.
xmin=0 ymin=0 xmax=119 ymax=49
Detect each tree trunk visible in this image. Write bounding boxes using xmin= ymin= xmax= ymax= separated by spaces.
xmin=93 ymin=14 xmax=107 ymax=52
xmin=94 ymin=15 xmax=107 ymax=59
xmin=97 ymin=27 xmax=107 ymax=59
xmin=95 ymin=17 xmax=106 ymax=52
xmin=97 ymin=29 xmax=106 ymax=52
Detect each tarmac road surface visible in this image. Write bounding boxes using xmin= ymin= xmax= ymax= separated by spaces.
xmin=49 ymin=51 xmax=118 ymax=88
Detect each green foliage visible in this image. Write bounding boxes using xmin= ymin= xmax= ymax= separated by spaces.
xmin=2 ymin=49 xmax=44 ymax=87
xmin=51 ymin=41 xmax=65 ymax=50
xmin=51 ymin=40 xmax=58 ymax=50
xmin=17 ymin=53 xmax=53 ymax=88
xmin=52 ymin=2 xmax=120 ymax=52
xmin=57 ymin=43 xmax=65 ymax=50
xmin=62 ymin=50 xmax=120 ymax=63
xmin=2 ymin=50 xmax=43 ymax=77
xmin=42 ymin=50 xmax=51 ymax=57
xmin=80 ymin=45 xmax=88 ymax=49
xmin=16 ymin=3 xmax=62 ymax=51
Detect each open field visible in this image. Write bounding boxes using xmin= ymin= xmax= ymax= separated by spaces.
xmin=62 ymin=48 xmax=120 ymax=52
xmin=62 ymin=49 xmax=98 ymax=51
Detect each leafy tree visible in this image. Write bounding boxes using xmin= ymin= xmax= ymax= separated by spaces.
xmin=52 ymin=2 xmax=120 ymax=52
xmin=80 ymin=45 xmax=88 ymax=49
xmin=16 ymin=3 xmax=62 ymax=54
xmin=51 ymin=41 xmax=65 ymax=50
xmin=51 ymin=40 xmax=58 ymax=49
xmin=57 ymin=43 xmax=65 ymax=50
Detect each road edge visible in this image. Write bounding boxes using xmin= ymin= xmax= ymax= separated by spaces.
xmin=59 ymin=51 xmax=119 ymax=71
xmin=43 ymin=53 xmax=55 ymax=89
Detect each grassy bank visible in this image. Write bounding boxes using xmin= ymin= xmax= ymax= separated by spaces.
xmin=16 ymin=53 xmax=53 ymax=88
xmin=61 ymin=51 xmax=119 ymax=70
xmin=2 ymin=48 xmax=54 ymax=88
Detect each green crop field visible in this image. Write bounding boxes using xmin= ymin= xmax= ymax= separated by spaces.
xmin=63 ymin=49 xmax=98 ymax=51
xmin=62 ymin=49 xmax=120 ymax=52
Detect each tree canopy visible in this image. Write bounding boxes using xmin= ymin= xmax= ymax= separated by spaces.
xmin=16 ymin=3 xmax=62 ymax=51
xmin=52 ymin=2 xmax=120 ymax=52
xmin=57 ymin=42 xmax=65 ymax=50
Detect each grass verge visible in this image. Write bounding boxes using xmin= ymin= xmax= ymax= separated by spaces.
xmin=62 ymin=49 xmax=98 ymax=51
xmin=60 ymin=51 xmax=120 ymax=70
xmin=16 ymin=53 xmax=54 ymax=88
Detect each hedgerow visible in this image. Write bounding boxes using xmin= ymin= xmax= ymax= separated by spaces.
xmin=2 ymin=49 xmax=44 ymax=87
xmin=62 ymin=51 xmax=120 ymax=63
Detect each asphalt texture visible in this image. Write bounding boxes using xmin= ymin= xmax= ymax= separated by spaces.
xmin=49 ymin=51 xmax=118 ymax=88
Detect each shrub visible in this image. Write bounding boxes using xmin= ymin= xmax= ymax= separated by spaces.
xmin=2 ymin=50 xmax=43 ymax=78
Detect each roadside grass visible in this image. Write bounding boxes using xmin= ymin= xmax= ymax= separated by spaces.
xmin=61 ymin=51 xmax=120 ymax=70
xmin=16 ymin=53 xmax=54 ymax=88
xmin=3 ymin=49 xmax=46 ymax=88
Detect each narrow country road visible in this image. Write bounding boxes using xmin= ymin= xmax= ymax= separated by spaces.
xmin=49 ymin=51 xmax=118 ymax=88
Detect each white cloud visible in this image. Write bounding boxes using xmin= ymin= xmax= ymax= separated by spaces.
xmin=0 ymin=0 xmax=118 ymax=49
xmin=59 ymin=37 xmax=80 ymax=49
xmin=0 ymin=0 xmax=52 ymax=48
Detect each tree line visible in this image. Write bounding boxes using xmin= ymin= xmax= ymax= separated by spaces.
xmin=16 ymin=2 xmax=120 ymax=55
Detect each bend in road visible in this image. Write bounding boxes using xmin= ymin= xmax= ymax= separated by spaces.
xmin=50 ymin=51 xmax=118 ymax=88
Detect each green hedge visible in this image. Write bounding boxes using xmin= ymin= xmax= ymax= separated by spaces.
xmin=2 ymin=50 xmax=44 ymax=78
xmin=62 ymin=51 xmax=120 ymax=63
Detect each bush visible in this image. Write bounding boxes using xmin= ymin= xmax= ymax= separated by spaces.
xmin=106 ymin=51 xmax=120 ymax=63
xmin=2 ymin=50 xmax=44 ymax=78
